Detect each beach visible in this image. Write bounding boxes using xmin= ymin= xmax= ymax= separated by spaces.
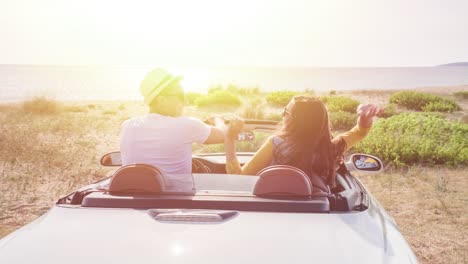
xmin=1 ymin=65 xmax=468 ymax=102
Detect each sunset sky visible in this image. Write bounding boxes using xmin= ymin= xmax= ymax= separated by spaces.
xmin=1 ymin=0 xmax=467 ymax=67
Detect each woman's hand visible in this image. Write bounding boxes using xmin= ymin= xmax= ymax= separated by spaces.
xmin=357 ymin=104 xmax=385 ymax=128
xmin=226 ymin=118 xmax=244 ymax=141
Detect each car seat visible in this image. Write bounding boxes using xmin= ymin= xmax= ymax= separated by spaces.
xmin=108 ymin=164 xmax=166 ymax=195
xmin=253 ymin=165 xmax=313 ymax=197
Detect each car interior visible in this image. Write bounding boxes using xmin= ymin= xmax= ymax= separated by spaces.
xmin=58 ymin=153 xmax=369 ymax=214
xmin=60 ymin=120 xmax=374 ymax=214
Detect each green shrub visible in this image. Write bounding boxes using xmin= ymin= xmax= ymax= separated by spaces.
xmin=195 ymin=91 xmax=242 ymax=108
xmin=266 ymin=113 xmax=283 ymax=121
xmin=207 ymin=85 xmax=224 ymax=94
xmin=380 ymin=103 xmax=398 ymax=118
xmin=23 ymin=97 xmax=61 ymax=114
xmin=185 ymin=92 xmax=203 ymax=105
xmin=266 ymin=91 xmax=300 ymax=107
xmin=302 ymin=89 xmax=316 ymax=96
xmin=243 ymin=107 xmax=265 ymax=120
xmin=236 ymin=132 xmax=271 ymax=152
xmin=227 ymin=84 xmax=261 ymax=96
xmin=419 ymin=111 xmax=446 ymax=118
xmin=329 ymin=90 xmax=337 ymax=95
xmin=453 ymin=91 xmax=468 ymax=99
xmin=321 ymin=96 xmax=360 ymax=113
xmin=242 ymin=98 xmax=265 ymax=119
xmin=354 ymin=113 xmax=468 ymax=166
xmin=103 ymin=110 xmax=116 ymax=115
xmin=329 ymin=111 xmax=356 ymax=131
xmin=389 ymin=91 xmax=460 ymax=112
xmin=422 ymin=101 xmax=459 ymax=113
xmin=389 ymin=91 xmax=429 ymax=110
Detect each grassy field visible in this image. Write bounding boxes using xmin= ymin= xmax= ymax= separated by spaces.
xmin=0 ymin=86 xmax=467 ymax=264
xmin=358 ymin=167 xmax=467 ymax=264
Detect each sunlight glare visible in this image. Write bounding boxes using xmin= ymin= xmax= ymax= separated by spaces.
xmin=176 ymin=68 xmax=212 ymax=93
xmin=171 ymin=244 xmax=184 ymax=256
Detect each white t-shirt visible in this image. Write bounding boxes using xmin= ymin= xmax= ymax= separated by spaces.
xmin=120 ymin=114 xmax=211 ymax=175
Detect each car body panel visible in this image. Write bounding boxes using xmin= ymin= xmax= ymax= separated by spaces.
xmin=0 ymin=197 xmax=417 ymax=264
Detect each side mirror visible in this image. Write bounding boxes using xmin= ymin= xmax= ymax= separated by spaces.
xmin=345 ymin=154 xmax=383 ymax=173
xmin=237 ymin=131 xmax=255 ymax=141
xmin=100 ymin=152 xmax=122 ymax=166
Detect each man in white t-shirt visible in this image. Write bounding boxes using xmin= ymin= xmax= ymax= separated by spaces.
xmin=120 ymin=68 xmax=225 ymax=176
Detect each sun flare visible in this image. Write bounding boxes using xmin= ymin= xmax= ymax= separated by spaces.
xmin=174 ymin=68 xmax=213 ymax=93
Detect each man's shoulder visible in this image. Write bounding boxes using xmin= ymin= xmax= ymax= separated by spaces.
xmin=177 ymin=116 xmax=204 ymax=124
xmin=122 ymin=115 xmax=205 ymax=127
xmin=121 ymin=115 xmax=147 ymax=128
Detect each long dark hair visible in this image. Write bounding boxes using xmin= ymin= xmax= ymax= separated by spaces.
xmin=273 ymin=96 xmax=346 ymax=186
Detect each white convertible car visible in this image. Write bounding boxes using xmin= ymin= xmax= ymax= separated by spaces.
xmin=0 ymin=120 xmax=419 ymax=264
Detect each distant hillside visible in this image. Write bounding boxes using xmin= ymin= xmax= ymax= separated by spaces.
xmin=438 ymin=62 xmax=468 ymax=67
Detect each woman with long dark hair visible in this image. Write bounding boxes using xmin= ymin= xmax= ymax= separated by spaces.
xmin=224 ymin=96 xmax=383 ymax=187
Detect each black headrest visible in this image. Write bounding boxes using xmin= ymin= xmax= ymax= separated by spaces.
xmin=253 ymin=165 xmax=313 ymax=197
xmin=109 ymin=164 xmax=166 ymax=195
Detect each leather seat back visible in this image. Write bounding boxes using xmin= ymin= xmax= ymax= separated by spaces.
xmin=109 ymin=164 xmax=166 ymax=195
xmin=254 ymin=165 xmax=313 ymax=197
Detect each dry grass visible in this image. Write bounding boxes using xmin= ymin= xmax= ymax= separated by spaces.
xmin=0 ymin=100 xmax=146 ymax=238
xmin=22 ymin=97 xmax=61 ymax=114
xmin=0 ymin=93 xmax=467 ymax=264
xmin=357 ymin=167 xmax=467 ymax=264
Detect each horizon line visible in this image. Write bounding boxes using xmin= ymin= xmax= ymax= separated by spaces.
xmin=1 ymin=62 xmax=467 ymax=68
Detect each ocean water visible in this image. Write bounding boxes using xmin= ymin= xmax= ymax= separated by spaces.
xmin=0 ymin=65 xmax=467 ymax=102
